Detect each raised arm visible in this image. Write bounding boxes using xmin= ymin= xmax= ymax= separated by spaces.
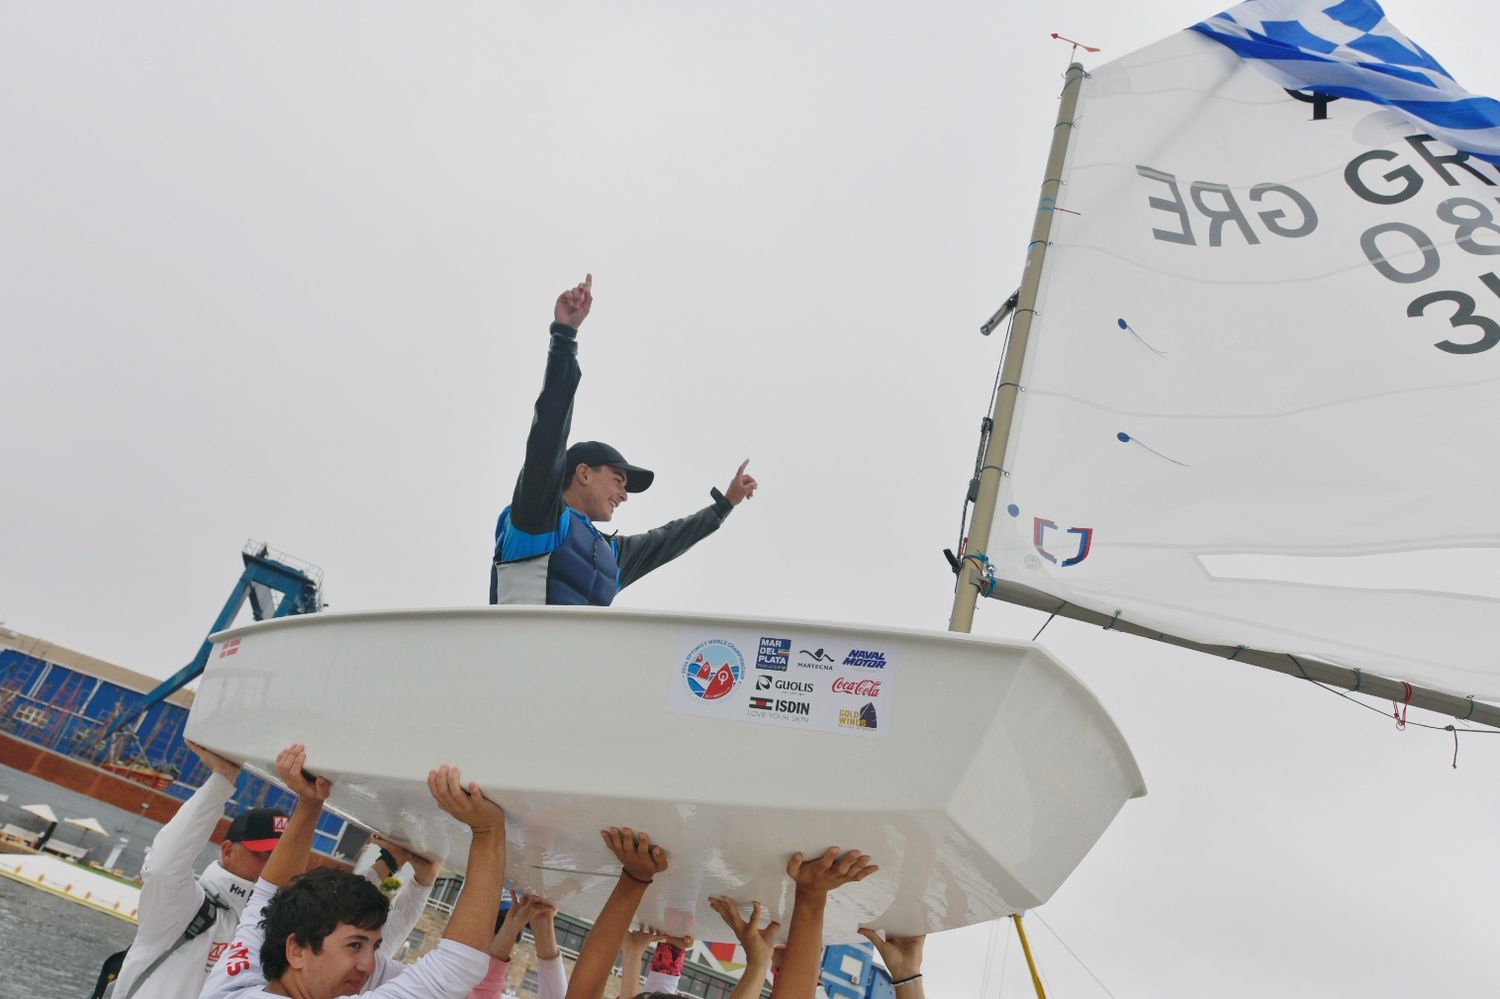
xmin=564 ymin=827 xmax=668 ymax=999
xmin=263 ymin=743 xmax=331 ymax=888
xmin=857 ymin=929 xmax=926 ymax=999
xmin=509 ymin=275 xmax=592 ymax=533
xmin=139 ymin=741 xmax=238 ymax=892
xmin=528 ymin=896 xmax=569 ymax=999
xmin=709 ymin=897 xmax=779 ymax=999
xmin=772 ymin=848 xmax=878 ymax=999
xmin=618 ymin=928 xmax=663 ymax=996
xmin=377 ymin=839 xmax=439 ymax=958
xmin=431 ymin=766 xmax=508 ymax=952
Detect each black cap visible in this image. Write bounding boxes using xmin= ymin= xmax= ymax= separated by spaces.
xmin=225 ymin=807 xmax=289 ymax=852
xmin=565 ymin=441 xmax=654 ymax=493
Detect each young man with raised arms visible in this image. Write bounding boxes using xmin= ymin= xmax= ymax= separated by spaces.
xmin=491 ymin=274 xmax=758 ymax=607
xmin=199 ymin=744 xmax=506 ymax=999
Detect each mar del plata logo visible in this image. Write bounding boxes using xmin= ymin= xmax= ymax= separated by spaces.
xmin=756 ymin=637 xmax=791 ymax=672
xmin=683 ymin=640 xmax=745 ymax=701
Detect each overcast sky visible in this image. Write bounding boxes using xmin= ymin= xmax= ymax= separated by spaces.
xmin=3 ymin=2 xmax=1496 ymax=996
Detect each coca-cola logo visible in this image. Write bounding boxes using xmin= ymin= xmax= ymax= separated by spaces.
xmin=832 ymin=677 xmax=881 ymax=697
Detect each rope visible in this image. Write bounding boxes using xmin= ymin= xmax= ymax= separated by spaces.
xmin=1102 ymin=610 xmax=1121 ymax=631
xmin=1033 ymin=911 xmax=1118 ymax=999
xmin=963 ymin=553 xmax=998 ymax=597
xmin=1393 ymin=681 xmax=1414 ymax=731
xmin=955 ymin=302 xmax=1019 ymax=557
xmin=1032 ymin=602 xmax=1067 ymax=642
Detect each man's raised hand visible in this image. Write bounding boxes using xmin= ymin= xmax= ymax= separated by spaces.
xmin=601 ymin=826 xmax=669 ymax=884
xmin=725 ymin=459 xmax=757 ymax=506
xmin=709 ymin=897 xmax=780 ymax=969
xmin=274 ymin=743 xmax=331 ymax=803
xmin=786 ymin=846 xmax=878 ymax=896
xmin=429 ymin=765 xmax=505 ymax=835
xmin=856 ymin=928 xmax=926 ymax=983
xmin=554 ymin=273 xmax=594 ymax=329
xmin=187 ymin=739 xmax=241 ymax=784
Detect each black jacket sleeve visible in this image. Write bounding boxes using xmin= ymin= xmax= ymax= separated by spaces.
xmin=509 ymin=323 xmax=580 ymax=534
xmin=616 ymin=489 xmax=734 ymax=589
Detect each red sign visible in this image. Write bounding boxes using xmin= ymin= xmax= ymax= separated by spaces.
xmin=832 ymin=677 xmax=881 ymax=697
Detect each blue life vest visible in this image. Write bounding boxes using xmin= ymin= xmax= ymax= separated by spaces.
xmin=491 ymin=506 xmax=621 ymax=606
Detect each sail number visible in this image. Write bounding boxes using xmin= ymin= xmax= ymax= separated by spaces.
xmin=1358 ymin=197 xmax=1500 ymax=354
xmin=1346 ymin=137 xmax=1500 ymax=354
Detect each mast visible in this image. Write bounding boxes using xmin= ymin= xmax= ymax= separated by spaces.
xmin=949 ymin=63 xmax=1087 ymax=634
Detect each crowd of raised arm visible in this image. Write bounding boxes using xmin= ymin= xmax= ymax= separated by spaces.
xmin=170 ymin=742 xmax=925 ymax=999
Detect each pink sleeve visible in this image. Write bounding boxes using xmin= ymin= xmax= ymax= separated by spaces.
xmin=465 ymin=957 xmax=510 ymax=999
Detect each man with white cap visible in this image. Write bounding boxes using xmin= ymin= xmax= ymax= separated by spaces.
xmin=490 ymin=274 xmax=758 ymax=607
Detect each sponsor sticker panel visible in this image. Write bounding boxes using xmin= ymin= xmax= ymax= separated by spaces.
xmin=667 ymin=629 xmax=895 ymax=738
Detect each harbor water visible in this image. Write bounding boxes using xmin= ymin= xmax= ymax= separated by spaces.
xmin=0 ymin=873 xmax=135 ymax=998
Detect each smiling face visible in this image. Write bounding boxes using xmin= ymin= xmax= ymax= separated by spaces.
xmin=284 ymin=922 xmax=383 ymax=998
xmin=565 ymin=463 xmax=630 ymax=522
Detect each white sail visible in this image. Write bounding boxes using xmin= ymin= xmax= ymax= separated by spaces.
xmin=986 ymin=6 xmax=1500 ymax=698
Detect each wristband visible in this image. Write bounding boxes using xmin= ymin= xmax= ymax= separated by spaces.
xmin=622 ymin=869 xmax=654 ymax=886
xmin=376 ymin=847 xmax=398 ymax=873
xmin=892 ymin=974 xmax=923 ymax=987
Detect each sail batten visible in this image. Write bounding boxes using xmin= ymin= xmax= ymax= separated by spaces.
xmin=980 ymin=3 xmax=1500 ymax=702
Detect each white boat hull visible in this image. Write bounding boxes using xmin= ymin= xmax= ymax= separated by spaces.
xmin=188 ymin=607 xmax=1144 ymax=941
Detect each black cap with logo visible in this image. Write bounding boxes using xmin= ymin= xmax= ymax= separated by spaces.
xmin=225 ymin=807 xmax=289 ymax=852
xmin=565 ymin=441 xmax=654 ymax=493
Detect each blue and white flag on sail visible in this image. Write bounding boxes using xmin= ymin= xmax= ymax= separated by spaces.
xmin=1194 ymin=0 xmax=1500 ymax=163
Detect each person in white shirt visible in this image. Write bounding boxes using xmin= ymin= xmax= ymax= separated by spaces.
xmin=108 ymin=740 xmax=287 ymax=999
xmin=200 ymin=743 xmax=506 ymax=999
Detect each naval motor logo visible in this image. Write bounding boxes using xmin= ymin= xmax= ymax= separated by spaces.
xmin=682 ymin=640 xmax=745 ymax=701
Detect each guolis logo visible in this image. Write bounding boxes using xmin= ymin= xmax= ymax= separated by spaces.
xmin=682 ymin=640 xmax=745 ymax=701
xmin=832 ymin=677 xmax=880 ymax=697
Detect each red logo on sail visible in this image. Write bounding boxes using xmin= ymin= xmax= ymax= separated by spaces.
xmin=218 ymin=639 xmax=241 ymax=658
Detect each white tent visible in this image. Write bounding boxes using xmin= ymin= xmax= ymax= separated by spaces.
xmin=64 ymin=816 xmax=109 ymax=837
xmin=20 ymin=803 xmax=57 ymax=824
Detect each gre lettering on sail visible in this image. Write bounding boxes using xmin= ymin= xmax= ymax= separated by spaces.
xmin=955 ymin=0 xmax=1500 ymax=717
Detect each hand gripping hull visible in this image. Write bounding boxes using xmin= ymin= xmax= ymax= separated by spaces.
xmin=188 ymin=607 xmax=1144 ymax=941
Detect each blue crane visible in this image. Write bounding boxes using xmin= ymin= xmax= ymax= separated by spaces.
xmin=101 ymin=540 xmax=323 ymax=741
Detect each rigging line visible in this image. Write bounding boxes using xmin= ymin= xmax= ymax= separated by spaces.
xmin=958 ymin=306 xmax=1020 ymax=556
xmin=1032 ymin=602 xmax=1066 ymax=642
xmin=979 ymin=917 xmax=1002 ymax=997
xmin=1297 ymin=667 xmax=1500 ymax=735
xmin=998 ymin=920 xmax=1013 ymax=998
xmin=1031 ymin=911 xmax=1119 ymax=999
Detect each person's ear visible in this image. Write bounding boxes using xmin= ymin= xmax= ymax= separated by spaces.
xmin=286 ymin=934 xmax=308 ymax=970
xmin=220 ymin=840 xmax=234 ymax=865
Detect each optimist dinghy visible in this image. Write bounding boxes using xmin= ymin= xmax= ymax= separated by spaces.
xmin=186 ymin=606 xmax=1143 ymax=941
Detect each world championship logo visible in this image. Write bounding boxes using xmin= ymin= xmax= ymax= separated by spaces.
xmin=682 ymin=640 xmax=745 ymax=701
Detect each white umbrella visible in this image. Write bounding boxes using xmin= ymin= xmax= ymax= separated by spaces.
xmin=64 ymin=816 xmax=109 ymax=837
xmin=21 ymin=803 xmax=57 ymax=823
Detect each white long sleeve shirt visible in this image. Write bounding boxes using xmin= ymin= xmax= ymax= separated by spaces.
xmin=199 ymin=878 xmax=489 ymax=999
xmin=111 ymin=773 xmax=255 ymax=999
